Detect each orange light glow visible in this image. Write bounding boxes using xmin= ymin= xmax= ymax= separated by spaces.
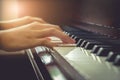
xmin=11 ymin=3 xmax=19 ymax=16
xmin=1 ymin=0 xmax=19 ymax=20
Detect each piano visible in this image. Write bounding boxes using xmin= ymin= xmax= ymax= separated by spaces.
xmin=0 ymin=0 xmax=120 ymax=80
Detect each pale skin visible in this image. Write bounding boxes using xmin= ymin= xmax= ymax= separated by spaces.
xmin=0 ymin=16 xmax=75 ymax=51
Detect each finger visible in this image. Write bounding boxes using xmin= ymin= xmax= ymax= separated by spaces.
xmin=37 ymin=23 xmax=62 ymax=31
xmin=34 ymin=28 xmax=75 ymax=44
xmin=27 ymin=22 xmax=62 ymax=31
xmin=0 ymin=16 xmax=31 ymax=29
xmin=14 ymin=16 xmax=47 ymax=24
xmin=35 ymin=38 xmax=57 ymax=48
xmin=32 ymin=17 xmax=47 ymax=23
xmin=3 ymin=16 xmax=47 ymax=28
xmin=13 ymin=38 xmax=55 ymax=50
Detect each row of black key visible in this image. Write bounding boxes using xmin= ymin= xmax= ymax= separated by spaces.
xmin=65 ymin=31 xmax=120 ymax=66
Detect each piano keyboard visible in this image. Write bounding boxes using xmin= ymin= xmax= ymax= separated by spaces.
xmin=27 ymin=26 xmax=120 ymax=80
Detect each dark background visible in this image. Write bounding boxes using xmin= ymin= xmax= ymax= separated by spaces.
xmin=18 ymin=0 xmax=120 ymax=27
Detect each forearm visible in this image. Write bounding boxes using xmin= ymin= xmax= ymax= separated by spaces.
xmin=0 ymin=21 xmax=13 ymax=30
xmin=0 ymin=21 xmax=10 ymax=30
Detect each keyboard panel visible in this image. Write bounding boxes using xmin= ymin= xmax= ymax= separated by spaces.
xmin=32 ymin=26 xmax=120 ymax=80
xmin=54 ymin=47 xmax=120 ymax=80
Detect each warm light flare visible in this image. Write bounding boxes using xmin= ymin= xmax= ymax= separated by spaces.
xmin=1 ymin=0 xmax=19 ymax=20
xmin=11 ymin=3 xmax=19 ymax=15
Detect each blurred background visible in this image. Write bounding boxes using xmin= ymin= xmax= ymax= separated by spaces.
xmin=0 ymin=0 xmax=77 ymax=25
xmin=1 ymin=0 xmax=120 ymax=26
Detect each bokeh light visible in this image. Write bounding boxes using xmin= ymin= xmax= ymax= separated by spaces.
xmin=1 ymin=0 xmax=19 ymax=20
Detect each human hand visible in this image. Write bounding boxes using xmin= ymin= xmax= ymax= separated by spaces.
xmin=0 ymin=16 xmax=61 ymax=30
xmin=0 ymin=22 xmax=75 ymax=51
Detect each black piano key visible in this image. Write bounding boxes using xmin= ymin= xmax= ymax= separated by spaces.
xmin=106 ymin=51 xmax=119 ymax=62
xmin=91 ymin=45 xmax=100 ymax=53
xmin=76 ymin=39 xmax=84 ymax=47
xmin=74 ymin=37 xmax=80 ymax=43
xmin=66 ymin=32 xmax=71 ymax=36
xmin=80 ymin=41 xmax=87 ymax=47
xmin=91 ymin=45 xmax=112 ymax=54
xmin=113 ymin=55 xmax=120 ymax=66
xmin=96 ymin=46 xmax=120 ymax=56
xmin=84 ymin=41 xmax=103 ymax=50
xmin=80 ymin=40 xmax=94 ymax=47
xmin=96 ymin=47 xmax=113 ymax=56
xmin=70 ymin=35 xmax=76 ymax=39
xmin=76 ymin=36 xmax=110 ymax=48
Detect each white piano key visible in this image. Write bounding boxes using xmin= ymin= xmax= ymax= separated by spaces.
xmin=50 ymin=40 xmax=63 ymax=43
xmin=48 ymin=36 xmax=63 ymax=43
xmin=57 ymin=44 xmax=76 ymax=47
xmin=49 ymin=36 xmax=61 ymax=41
